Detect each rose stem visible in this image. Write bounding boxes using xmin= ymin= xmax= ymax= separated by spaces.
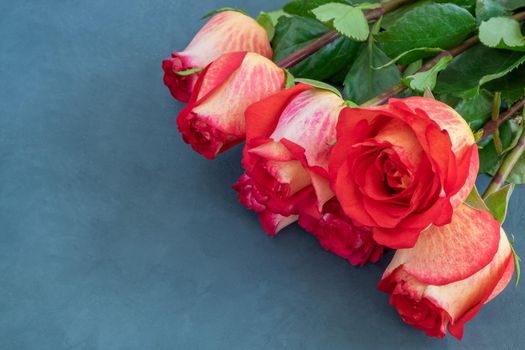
xmin=483 ymin=122 xmax=525 ymax=198
xmin=276 ymin=0 xmax=414 ymax=69
xmin=479 ymin=97 xmax=525 ymax=143
xmin=362 ymin=10 xmax=525 ymax=107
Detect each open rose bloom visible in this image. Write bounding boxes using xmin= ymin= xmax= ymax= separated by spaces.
xmin=234 ymin=84 xmax=383 ymax=265
xmin=379 ymin=203 xmax=514 ymax=339
xmin=329 ymin=97 xmax=479 ymax=249
xmin=177 ymin=52 xmax=285 ymax=159
xmin=162 ymin=11 xmax=272 ymax=102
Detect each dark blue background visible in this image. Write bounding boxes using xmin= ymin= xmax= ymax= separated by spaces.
xmin=1 ymin=0 xmax=524 ymax=348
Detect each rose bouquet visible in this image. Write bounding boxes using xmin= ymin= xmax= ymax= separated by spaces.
xmin=163 ymin=0 xmax=525 ymax=340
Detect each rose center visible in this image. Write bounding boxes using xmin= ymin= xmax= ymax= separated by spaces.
xmin=376 ymin=151 xmax=412 ymax=195
xmin=383 ymin=159 xmax=411 ymax=193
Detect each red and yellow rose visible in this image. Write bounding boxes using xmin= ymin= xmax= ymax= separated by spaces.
xmin=177 ymin=52 xmax=285 ymax=159
xmin=379 ymin=204 xmax=514 ymax=339
xmin=329 ymin=97 xmax=479 ymax=249
xmin=162 ymin=11 xmax=272 ymax=102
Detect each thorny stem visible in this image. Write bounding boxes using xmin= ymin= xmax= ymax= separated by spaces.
xmin=276 ymin=0 xmax=414 ymax=69
xmin=480 ymin=97 xmax=525 ymax=143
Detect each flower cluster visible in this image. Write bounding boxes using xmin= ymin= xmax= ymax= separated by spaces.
xmin=162 ymin=10 xmax=516 ymax=340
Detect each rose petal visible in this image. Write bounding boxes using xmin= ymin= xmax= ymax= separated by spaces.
xmin=334 ymin=159 xmax=377 ymax=227
xmin=372 ymin=226 xmax=421 ymax=249
xmin=438 ymin=229 xmax=513 ymax=339
xmin=245 ymin=84 xmax=313 ymax=142
xmin=259 ymin=212 xmax=298 ymax=236
xmin=193 ymin=51 xmax=247 ymax=104
xmin=383 ymin=204 xmax=501 ymax=286
xmin=183 ymin=11 xmax=273 ymax=66
xmin=393 ymin=97 xmax=475 ymax=154
xmin=270 ymin=90 xmax=344 ymax=169
xmin=449 ymin=145 xmax=479 ymax=208
xmin=192 ymin=53 xmax=285 ymax=136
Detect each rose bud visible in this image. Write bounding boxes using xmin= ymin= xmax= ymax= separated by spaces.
xmin=177 ymin=52 xmax=285 ymax=159
xmin=162 ymin=11 xmax=272 ymax=102
xmin=234 ymin=84 xmax=345 ymax=236
xmin=329 ymin=97 xmax=479 ymax=249
xmin=378 ymin=204 xmax=514 ymax=339
xmin=299 ymin=198 xmax=384 ymax=266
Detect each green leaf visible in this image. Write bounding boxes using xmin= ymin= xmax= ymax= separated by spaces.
xmin=312 ymin=3 xmax=369 ymax=41
xmin=505 ymin=0 xmax=525 ymax=10
xmin=485 ymin=63 xmax=525 ymax=98
xmin=479 ymin=55 xmax=525 ymax=87
xmin=285 ymin=69 xmax=296 ymax=88
xmin=479 ymin=17 xmax=525 ymax=52
xmin=476 ymin=0 xmax=525 ymax=23
xmin=484 ymin=184 xmax=515 ymax=224
xmin=383 ymin=0 xmax=475 ymax=29
xmin=272 ymin=16 xmax=329 ymax=61
xmin=474 ymin=129 xmax=485 ymax=142
xmin=436 ymin=0 xmax=476 ymax=13
xmin=272 ymin=16 xmax=360 ymax=80
xmin=403 ymin=60 xmax=423 ymax=78
xmin=174 ymin=67 xmax=204 ymax=76
xmin=479 ymin=140 xmax=502 ymax=174
xmin=345 ymin=100 xmax=359 ymax=107
xmin=354 ymin=2 xmax=381 ymax=10
xmin=283 ymin=0 xmax=350 ymax=18
xmin=510 ymin=238 xmax=522 ymax=286
xmin=295 ymin=78 xmax=343 ymax=98
xmin=327 ymin=61 xmax=356 ymax=85
xmin=435 ymin=44 xmax=525 ymax=97
xmin=465 ymin=186 xmax=489 ymax=211
xmin=257 ymin=14 xmax=274 ymax=41
xmin=201 ymin=7 xmax=248 ymax=19
xmin=499 ymin=118 xmax=522 ymax=153
xmin=257 ymin=10 xmax=288 ymax=41
xmin=475 ymin=0 xmax=510 ymax=23
xmin=381 ymin=0 xmax=433 ymax=29
xmin=372 ymin=48 xmax=443 ymax=70
xmin=375 ymin=3 xmax=476 ymax=64
xmin=455 ymin=90 xmax=493 ymax=131
xmin=343 ymin=43 xmax=401 ymax=104
xmin=265 ymin=9 xmax=288 ymax=24
xmin=508 ymin=152 xmax=525 ymax=184
xmin=404 ymin=55 xmax=452 ymax=92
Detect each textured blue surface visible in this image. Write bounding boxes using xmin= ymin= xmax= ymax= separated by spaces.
xmin=1 ymin=0 xmax=524 ymax=349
